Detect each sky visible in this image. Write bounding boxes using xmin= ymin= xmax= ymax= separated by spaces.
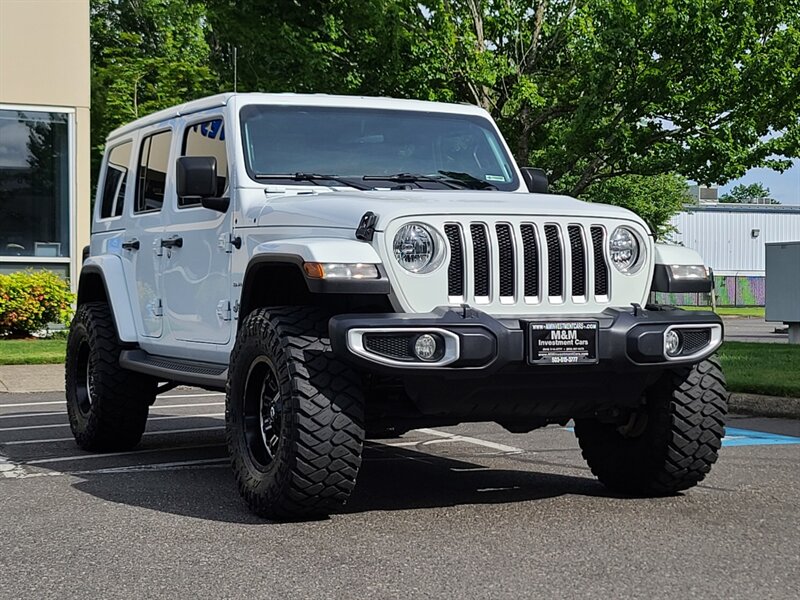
xmin=718 ymin=160 xmax=800 ymax=205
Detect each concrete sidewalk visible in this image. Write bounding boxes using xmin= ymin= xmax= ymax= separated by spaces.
xmin=1 ymin=363 xmax=798 ymax=419
xmin=0 ymin=364 xmax=64 ymax=394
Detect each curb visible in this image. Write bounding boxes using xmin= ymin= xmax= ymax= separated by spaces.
xmin=729 ymin=393 xmax=800 ymax=420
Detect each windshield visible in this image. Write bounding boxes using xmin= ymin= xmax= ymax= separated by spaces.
xmin=239 ymin=105 xmax=520 ymax=191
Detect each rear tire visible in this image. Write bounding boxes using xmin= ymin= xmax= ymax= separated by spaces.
xmin=226 ymin=306 xmax=365 ymax=520
xmin=65 ymin=302 xmax=156 ymax=451
xmin=575 ymin=356 xmax=728 ymax=495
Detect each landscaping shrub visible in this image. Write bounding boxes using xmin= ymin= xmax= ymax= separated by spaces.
xmin=0 ymin=270 xmax=75 ymax=337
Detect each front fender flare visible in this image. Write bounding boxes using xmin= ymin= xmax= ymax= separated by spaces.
xmin=240 ymin=238 xmax=390 ymax=311
xmin=652 ymin=244 xmax=712 ymax=294
xmin=250 ymin=238 xmax=385 ymax=265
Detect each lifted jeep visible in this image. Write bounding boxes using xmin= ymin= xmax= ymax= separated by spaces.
xmin=67 ymin=93 xmax=727 ymax=519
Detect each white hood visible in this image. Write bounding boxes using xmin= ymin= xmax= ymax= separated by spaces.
xmin=241 ymin=188 xmax=649 ymax=233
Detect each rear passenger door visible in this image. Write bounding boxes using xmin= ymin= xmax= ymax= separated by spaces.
xmin=161 ymin=115 xmax=233 ymax=345
xmin=124 ymin=127 xmax=173 ymax=339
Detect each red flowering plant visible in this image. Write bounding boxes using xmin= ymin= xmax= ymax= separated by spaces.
xmin=0 ymin=270 xmax=75 ymax=338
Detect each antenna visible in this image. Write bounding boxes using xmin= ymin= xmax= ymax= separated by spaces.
xmin=233 ymin=46 xmax=238 ymax=93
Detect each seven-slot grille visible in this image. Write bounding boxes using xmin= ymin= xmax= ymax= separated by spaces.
xmin=444 ymin=222 xmax=610 ymax=304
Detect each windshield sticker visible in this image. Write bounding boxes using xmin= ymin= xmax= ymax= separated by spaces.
xmin=485 ymin=175 xmax=506 ymax=182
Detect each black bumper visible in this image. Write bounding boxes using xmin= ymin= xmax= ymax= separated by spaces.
xmin=329 ymin=305 xmax=723 ymax=375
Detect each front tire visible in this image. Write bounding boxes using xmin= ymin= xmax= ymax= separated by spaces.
xmin=575 ymin=356 xmax=728 ymax=495
xmin=226 ymin=306 xmax=365 ymax=520
xmin=65 ymin=302 xmax=156 ymax=451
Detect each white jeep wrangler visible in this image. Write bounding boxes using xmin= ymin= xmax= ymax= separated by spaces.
xmin=67 ymin=93 xmax=728 ymax=519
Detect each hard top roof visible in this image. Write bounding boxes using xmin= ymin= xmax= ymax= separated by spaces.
xmin=106 ymin=92 xmax=487 ymax=141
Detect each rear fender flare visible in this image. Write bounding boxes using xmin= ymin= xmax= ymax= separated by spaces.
xmin=78 ymin=256 xmax=138 ymax=343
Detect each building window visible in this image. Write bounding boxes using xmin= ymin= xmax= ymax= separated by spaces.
xmin=0 ymin=109 xmax=70 ymax=257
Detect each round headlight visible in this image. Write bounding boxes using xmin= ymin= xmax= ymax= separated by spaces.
xmin=608 ymin=226 xmax=642 ymax=273
xmin=393 ymin=224 xmax=435 ymax=273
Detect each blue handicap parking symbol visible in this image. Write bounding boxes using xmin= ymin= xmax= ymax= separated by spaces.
xmin=721 ymin=428 xmax=800 ymax=447
xmin=564 ymin=426 xmax=800 ymax=447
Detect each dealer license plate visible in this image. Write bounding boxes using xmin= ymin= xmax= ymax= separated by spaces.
xmin=528 ymin=321 xmax=599 ymax=365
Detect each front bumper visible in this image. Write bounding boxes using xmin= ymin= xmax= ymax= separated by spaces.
xmin=329 ymin=306 xmax=723 ymax=374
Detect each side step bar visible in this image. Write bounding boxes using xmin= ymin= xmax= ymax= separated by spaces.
xmin=120 ymin=349 xmax=228 ymax=390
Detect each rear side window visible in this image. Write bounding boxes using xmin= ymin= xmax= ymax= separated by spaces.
xmin=135 ymin=130 xmax=172 ymax=213
xmin=99 ymin=141 xmax=132 ymax=218
xmin=181 ymin=118 xmax=228 ymax=206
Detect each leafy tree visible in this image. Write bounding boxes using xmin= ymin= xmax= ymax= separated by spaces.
xmin=582 ymin=174 xmax=689 ymax=239
xmin=719 ymin=183 xmax=779 ymax=204
xmin=90 ymin=0 xmax=218 ymax=181
xmin=203 ymin=0 xmax=420 ymax=95
xmin=410 ymin=0 xmax=800 ymax=197
xmin=89 ymin=0 xmax=800 ymax=234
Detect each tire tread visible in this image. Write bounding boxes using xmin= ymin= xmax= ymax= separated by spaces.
xmin=227 ymin=306 xmax=364 ymax=519
xmin=65 ymin=302 xmax=155 ymax=451
xmin=575 ymin=355 xmax=728 ymax=495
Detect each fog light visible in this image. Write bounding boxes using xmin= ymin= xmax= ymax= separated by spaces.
xmin=414 ymin=334 xmax=438 ymax=361
xmin=665 ymin=330 xmax=682 ymax=357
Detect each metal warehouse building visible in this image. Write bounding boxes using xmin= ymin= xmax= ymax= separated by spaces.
xmin=668 ymin=204 xmax=800 ymax=305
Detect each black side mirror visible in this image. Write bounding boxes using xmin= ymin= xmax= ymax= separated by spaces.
xmin=176 ymin=155 xmax=218 ymax=199
xmin=520 ymin=167 xmax=549 ymax=194
xmin=201 ymin=196 xmax=230 ymax=212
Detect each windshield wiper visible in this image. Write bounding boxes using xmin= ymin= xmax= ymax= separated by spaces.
xmin=362 ymin=172 xmax=496 ymax=190
xmin=438 ymin=170 xmax=498 ymax=190
xmin=362 ymin=173 xmax=467 ymax=190
xmin=253 ymin=172 xmax=373 ymax=191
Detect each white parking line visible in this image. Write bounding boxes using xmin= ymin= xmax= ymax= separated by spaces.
xmin=414 ymin=428 xmax=524 ymax=454
xmin=2 ymin=457 xmax=231 ymax=479
xmin=159 ymin=393 xmax=224 ymax=399
xmin=0 ymin=452 xmax=27 ymax=478
xmin=0 ymin=400 xmax=64 ymax=408
xmin=3 ymin=425 xmax=226 ymax=446
xmin=0 ymin=402 xmax=225 ymax=420
xmin=23 ymin=443 xmax=225 ymax=465
xmin=0 ymin=410 xmax=65 ymax=420
xmin=0 ymin=412 xmax=224 ymax=433
xmin=1 ymin=426 xmax=522 ymax=479
xmin=69 ymin=457 xmax=229 ymax=475
xmin=0 ymin=394 xmax=222 ymax=410
xmin=153 ymin=402 xmax=224 ymax=410
xmin=385 ymin=438 xmax=461 ymax=447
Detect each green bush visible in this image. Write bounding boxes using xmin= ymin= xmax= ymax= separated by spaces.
xmin=0 ymin=270 xmax=75 ymax=337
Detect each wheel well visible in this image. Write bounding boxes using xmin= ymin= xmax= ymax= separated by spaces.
xmin=238 ymin=261 xmax=392 ymax=326
xmin=77 ymin=271 xmax=108 ymax=305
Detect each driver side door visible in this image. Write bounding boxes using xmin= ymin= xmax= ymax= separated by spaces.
xmin=161 ymin=114 xmax=233 ymax=346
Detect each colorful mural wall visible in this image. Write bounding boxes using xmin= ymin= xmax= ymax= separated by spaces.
xmin=653 ymin=275 xmax=766 ymax=307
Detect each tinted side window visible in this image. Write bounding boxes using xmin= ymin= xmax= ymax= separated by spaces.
xmin=181 ymin=118 xmax=227 ymax=206
xmin=99 ymin=141 xmax=132 ymax=218
xmin=135 ymin=130 xmax=172 ymax=213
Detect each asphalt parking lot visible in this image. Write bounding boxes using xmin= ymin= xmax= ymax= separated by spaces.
xmin=1 ymin=389 xmax=799 ymax=599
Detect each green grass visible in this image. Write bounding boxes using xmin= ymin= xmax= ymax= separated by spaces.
xmin=679 ymin=306 xmax=765 ymax=318
xmin=1 ymin=335 xmax=796 ymax=399
xmin=0 ymin=338 xmax=67 ymax=365
xmin=719 ymin=342 xmax=800 ymax=398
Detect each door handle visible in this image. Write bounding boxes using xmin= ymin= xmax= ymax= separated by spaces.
xmin=160 ymin=236 xmax=183 ymax=249
xmin=122 ymin=238 xmax=140 ymax=251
